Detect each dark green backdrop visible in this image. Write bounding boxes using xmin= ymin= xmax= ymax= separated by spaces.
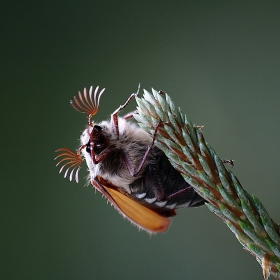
xmin=2 ymin=1 xmax=280 ymax=279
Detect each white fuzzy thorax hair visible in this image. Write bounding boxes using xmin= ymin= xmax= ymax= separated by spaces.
xmin=80 ymin=117 xmax=153 ymax=194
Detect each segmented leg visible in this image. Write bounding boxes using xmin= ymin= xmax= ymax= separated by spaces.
xmin=122 ymin=122 xmax=162 ymax=177
xmin=122 ymin=110 xmax=138 ymax=120
xmin=111 ymin=93 xmax=138 ymax=138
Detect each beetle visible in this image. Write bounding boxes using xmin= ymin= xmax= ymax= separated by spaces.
xmin=55 ymin=86 xmax=205 ymax=233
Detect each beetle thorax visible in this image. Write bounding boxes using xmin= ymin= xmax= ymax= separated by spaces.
xmin=80 ymin=117 xmax=154 ymax=193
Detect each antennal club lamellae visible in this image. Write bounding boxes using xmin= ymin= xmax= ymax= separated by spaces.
xmin=55 ymin=86 xmax=105 ymax=182
xmin=54 ymin=148 xmax=83 ymax=183
xmin=70 ymin=86 xmax=105 ymax=125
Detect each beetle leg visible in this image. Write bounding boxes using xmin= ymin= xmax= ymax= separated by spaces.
xmin=122 ymin=110 xmax=138 ymax=120
xmin=148 ymin=164 xmax=165 ymax=201
xmin=90 ymin=145 xmax=112 ymax=164
xmin=166 ymin=187 xmax=192 ymax=200
xmin=122 ymin=122 xmax=161 ymax=178
xmin=110 ymin=85 xmax=141 ymax=138
xmin=111 ymin=93 xmax=138 ymax=138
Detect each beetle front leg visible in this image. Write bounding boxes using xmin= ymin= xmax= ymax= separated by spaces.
xmin=111 ymin=93 xmax=138 ymax=138
xmin=90 ymin=145 xmax=112 ymax=164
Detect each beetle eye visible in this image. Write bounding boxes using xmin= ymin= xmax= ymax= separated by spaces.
xmin=86 ymin=142 xmax=91 ymax=154
xmin=94 ymin=125 xmax=102 ymax=131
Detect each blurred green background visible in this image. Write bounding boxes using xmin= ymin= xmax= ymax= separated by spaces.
xmin=2 ymin=1 xmax=280 ymax=279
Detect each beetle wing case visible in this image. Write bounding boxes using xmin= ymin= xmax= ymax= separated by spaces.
xmin=93 ymin=176 xmax=173 ymax=233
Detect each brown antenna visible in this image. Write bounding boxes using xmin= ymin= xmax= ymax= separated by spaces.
xmin=70 ymin=86 xmax=105 ymax=125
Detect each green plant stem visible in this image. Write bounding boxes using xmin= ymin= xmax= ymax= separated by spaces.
xmin=134 ymin=88 xmax=280 ymax=280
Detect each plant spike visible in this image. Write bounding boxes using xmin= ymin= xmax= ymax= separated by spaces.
xmin=134 ymin=88 xmax=280 ymax=280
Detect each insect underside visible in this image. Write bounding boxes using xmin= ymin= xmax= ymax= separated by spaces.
xmin=55 ymin=86 xmax=205 ymax=233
